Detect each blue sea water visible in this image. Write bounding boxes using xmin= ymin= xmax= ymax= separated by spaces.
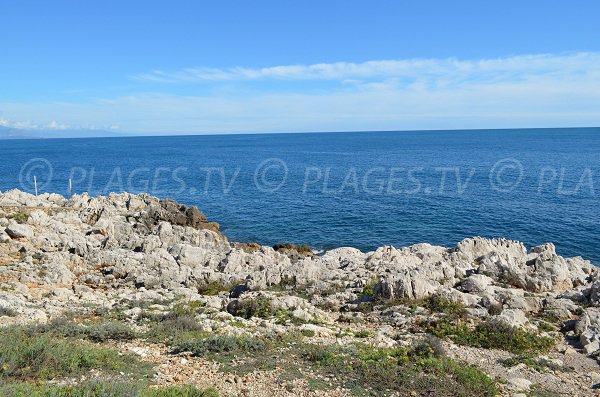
xmin=1 ymin=128 xmax=599 ymax=264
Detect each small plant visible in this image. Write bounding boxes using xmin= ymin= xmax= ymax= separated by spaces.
xmin=537 ymin=321 xmax=556 ymax=333
xmin=300 ymin=329 xmax=316 ymax=337
xmin=7 ymin=212 xmax=29 ymax=224
xmin=301 ymin=344 xmax=342 ymax=366
xmin=228 ymin=296 xmax=275 ymax=319
xmin=360 ymin=277 xmax=379 ymax=300
xmin=296 ymin=340 xmax=497 ymax=396
xmin=197 ymin=280 xmax=234 ymax=296
xmin=426 ymin=295 xmax=465 ymax=317
xmin=354 ymin=330 xmax=371 ymax=338
xmin=171 ymin=334 xmax=266 ymax=357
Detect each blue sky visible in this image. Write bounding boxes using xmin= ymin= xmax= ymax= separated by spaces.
xmin=1 ymin=0 xmax=599 ymax=134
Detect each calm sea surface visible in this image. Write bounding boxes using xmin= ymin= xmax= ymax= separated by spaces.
xmin=1 ymin=128 xmax=599 ymax=264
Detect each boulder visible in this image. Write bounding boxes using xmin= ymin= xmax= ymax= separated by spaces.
xmin=5 ymin=223 xmax=34 ymax=239
xmin=459 ymin=274 xmax=493 ymax=293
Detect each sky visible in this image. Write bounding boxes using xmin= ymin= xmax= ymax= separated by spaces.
xmin=1 ymin=0 xmax=599 ymax=134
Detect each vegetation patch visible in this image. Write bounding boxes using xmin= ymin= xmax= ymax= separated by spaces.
xmin=171 ymin=333 xmax=266 ymax=357
xmin=31 ymin=318 xmax=138 ymax=343
xmin=297 ymin=339 xmax=497 ymax=396
xmin=354 ymin=330 xmax=371 ymax=338
xmin=197 ymin=280 xmax=235 ymax=296
xmin=359 ymin=277 xmax=379 ymax=300
xmin=500 ymin=355 xmax=569 ymax=373
xmin=7 ymin=211 xmax=29 ymax=224
xmin=227 ymin=296 xmax=276 ymax=319
xmin=0 ymin=326 xmax=150 ymax=381
xmin=423 ymin=318 xmax=555 ymax=354
xmin=426 ymin=295 xmax=465 ymax=317
xmin=0 ymin=381 xmax=219 ymax=397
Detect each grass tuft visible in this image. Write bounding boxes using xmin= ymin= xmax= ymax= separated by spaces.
xmin=0 ymin=326 xmax=150 ymax=381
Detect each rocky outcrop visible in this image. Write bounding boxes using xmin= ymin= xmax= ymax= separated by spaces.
xmin=0 ymin=189 xmax=598 ymax=345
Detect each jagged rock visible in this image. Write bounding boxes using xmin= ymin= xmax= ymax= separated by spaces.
xmin=589 ymin=282 xmax=600 ymax=305
xmin=1 ymin=189 xmax=599 ymax=369
xmin=574 ymin=307 xmax=600 ymax=354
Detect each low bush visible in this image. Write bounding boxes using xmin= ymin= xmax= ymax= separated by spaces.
xmin=426 ymin=295 xmax=465 ymax=317
xmin=423 ymin=318 xmax=555 ymax=354
xmin=354 ymin=330 xmax=371 ymax=338
xmin=171 ymin=334 xmax=266 ymax=357
xmin=228 ymin=296 xmax=274 ymax=319
xmin=360 ymin=277 xmax=379 ymax=299
xmin=197 ymin=281 xmax=235 ymax=296
xmin=7 ymin=211 xmax=29 ymax=224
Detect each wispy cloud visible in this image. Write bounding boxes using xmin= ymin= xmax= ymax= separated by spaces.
xmin=3 ymin=52 xmax=600 ymax=134
xmin=135 ymin=52 xmax=600 ymax=85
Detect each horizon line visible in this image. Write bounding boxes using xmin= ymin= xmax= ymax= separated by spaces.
xmin=2 ymin=125 xmax=599 ymax=141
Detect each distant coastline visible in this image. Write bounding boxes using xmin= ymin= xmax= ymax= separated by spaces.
xmin=1 ymin=125 xmax=598 ymax=140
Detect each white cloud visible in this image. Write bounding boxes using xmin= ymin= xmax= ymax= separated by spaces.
xmin=2 ymin=52 xmax=600 ymax=134
xmin=135 ymin=52 xmax=600 ymax=85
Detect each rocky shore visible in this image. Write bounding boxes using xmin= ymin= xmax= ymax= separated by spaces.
xmin=1 ymin=189 xmax=599 ymax=396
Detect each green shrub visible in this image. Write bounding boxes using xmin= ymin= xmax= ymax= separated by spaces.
xmin=426 ymin=295 xmax=465 ymax=317
xmin=171 ymin=334 xmax=265 ymax=357
xmin=360 ymin=278 xmax=379 ymax=299
xmin=301 ymin=344 xmax=342 ymax=366
xmin=424 ymin=318 xmax=555 ymax=354
xmin=7 ymin=212 xmax=29 ymax=224
xmin=197 ymin=281 xmax=234 ymax=296
xmin=300 ymin=329 xmax=316 ymax=337
xmin=354 ymin=330 xmax=371 ymax=338
xmin=228 ymin=296 xmax=274 ymax=319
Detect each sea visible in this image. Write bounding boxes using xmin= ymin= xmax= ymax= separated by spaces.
xmin=1 ymin=128 xmax=599 ymax=264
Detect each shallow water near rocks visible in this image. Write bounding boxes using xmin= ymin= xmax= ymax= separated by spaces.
xmin=1 ymin=127 xmax=599 ymax=263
